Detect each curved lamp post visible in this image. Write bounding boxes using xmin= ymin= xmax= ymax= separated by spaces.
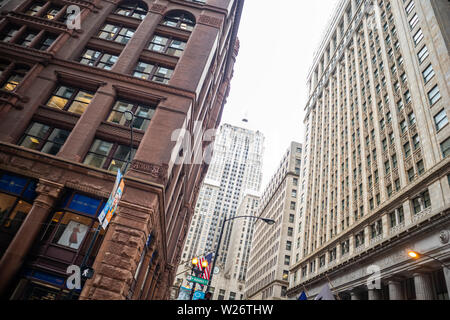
xmin=205 ymin=215 xmax=275 ymax=293
xmin=407 ymin=250 xmax=450 ymax=269
xmin=123 ymin=111 xmax=135 ymax=172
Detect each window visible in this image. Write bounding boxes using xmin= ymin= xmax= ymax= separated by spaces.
xmin=286 ymin=241 xmax=292 ymax=251
xmin=387 ymin=184 xmax=393 ymax=197
xmin=428 ymin=85 xmax=441 ymax=106
xmin=371 ymin=220 xmax=382 ymax=238
xmin=25 ymin=1 xmax=45 ymax=16
xmin=416 ymin=160 xmax=424 ymax=175
xmin=98 ymin=23 xmax=135 ymax=44
xmin=385 ymin=160 xmax=390 ymax=174
xmin=417 ymin=46 xmax=429 ymax=64
xmin=392 ymin=154 xmax=397 ymax=168
xmin=290 ymin=202 xmax=296 ymax=210
xmin=405 ymin=1 xmax=415 ymax=15
xmin=36 ymin=33 xmax=58 ymax=51
xmin=284 ymin=255 xmax=290 ymax=266
xmin=114 ymin=0 xmax=148 ymax=20
xmin=133 ymin=61 xmax=174 ymax=84
xmin=434 ymin=109 xmax=448 ymax=131
xmin=400 ymin=120 xmax=408 ymax=134
xmin=83 ymin=139 xmax=136 ymax=173
xmin=441 ymin=138 xmax=450 ymax=158
xmin=408 ymin=112 xmax=416 ymax=126
xmin=408 ymin=167 xmax=415 ymax=182
xmin=79 ymin=49 xmax=118 ymax=70
xmin=412 ymin=134 xmax=420 ymax=150
xmin=19 ymin=122 xmax=69 ymax=155
xmin=148 ymin=34 xmax=187 ymax=57
xmin=161 ymin=11 xmax=196 ymax=31
xmin=46 ymin=85 xmax=94 ymax=115
xmin=289 ymin=214 xmax=295 ymax=223
xmin=404 ymin=142 xmax=411 ymax=158
xmin=107 ymin=100 xmax=156 ymax=131
xmin=395 ymin=178 xmax=401 ymax=191
xmin=409 ymin=13 xmax=419 ymax=29
xmin=422 ymin=64 xmax=435 ymax=84
xmin=413 ymin=28 xmax=423 ymax=46
xmin=1 ymin=64 xmax=30 ymax=92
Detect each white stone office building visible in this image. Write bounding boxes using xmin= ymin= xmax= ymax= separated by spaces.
xmin=288 ymin=0 xmax=450 ymax=300
xmin=173 ymin=124 xmax=265 ymax=300
xmin=246 ymin=142 xmax=303 ymax=300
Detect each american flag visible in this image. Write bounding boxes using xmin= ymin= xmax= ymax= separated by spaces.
xmin=197 ymin=253 xmax=213 ymax=280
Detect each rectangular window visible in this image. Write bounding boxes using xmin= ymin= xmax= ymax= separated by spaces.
xmin=413 ymin=134 xmax=420 ymax=150
xmin=408 ymin=167 xmax=415 ymax=182
xmin=98 ymin=23 xmax=135 ymax=44
xmin=46 ymin=85 xmax=94 ymax=115
xmin=133 ymin=61 xmax=174 ymax=84
xmin=417 ymin=45 xmax=429 ymax=64
xmin=405 ymin=0 xmax=415 ymax=15
xmin=428 ymin=85 xmax=441 ymax=106
xmin=148 ymin=34 xmax=187 ymax=57
xmin=106 ymin=100 xmax=156 ymax=131
xmin=409 ymin=13 xmax=419 ymax=29
xmin=434 ymin=109 xmax=448 ymax=131
xmin=83 ymin=139 xmax=136 ymax=173
xmin=404 ymin=142 xmax=411 ymax=158
xmin=417 ymin=160 xmax=424 ymax=175
xmin=79 ymin=49 xmax=118 ymax=70
xmin=441 ymin=138 xmax=450 ymax=158
xmin=413 ymin=28 xmax=423 ymax=46
xmin=422 ymin=64 xmax=435 ymax=83
xmin=19 ymin=122 xmax=70 ymax=155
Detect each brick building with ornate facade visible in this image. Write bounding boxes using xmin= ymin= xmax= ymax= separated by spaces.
xmin=0 ymin=0 xmax=243 ymax=300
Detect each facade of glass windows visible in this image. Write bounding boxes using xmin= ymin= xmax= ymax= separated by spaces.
xmin=0 ymin=0 xmax=244 ymax=300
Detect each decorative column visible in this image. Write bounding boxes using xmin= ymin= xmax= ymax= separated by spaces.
xmin=368 ymin=288 xmax=381 ymax=300
xmin=388 ymin=280 xmax=404 ymax=300
xmin=413 ymin=272 xmax=434 ymax=300
xmin=443 ymin=267 xmax=450 ymax=297
xmin=0 ymin=179 xmax=63 ymax=296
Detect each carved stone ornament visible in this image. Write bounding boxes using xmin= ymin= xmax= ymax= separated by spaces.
xmin=131 ymin=160 xmax=168 ymax=183
xmin=439 ymin=230 xmax=449 ymax=244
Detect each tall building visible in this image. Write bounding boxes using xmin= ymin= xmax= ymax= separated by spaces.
xmin=245 ymin=142 xmax=302 ymax=300
xmin=288 ymin=0 xmax=450 ymax=300
xmin=174 ymin=123 xmax=264 ymax=300
xmin=0 ymin=0 xmax=244 ymax=300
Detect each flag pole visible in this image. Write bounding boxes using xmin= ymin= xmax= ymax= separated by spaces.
xmin=325 ymin=273 xmax=341 ymax=300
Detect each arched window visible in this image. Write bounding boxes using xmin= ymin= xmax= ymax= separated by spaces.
xmin=161 ymin=11 xmax=196 ymax=31
xmin=115 ymin=0 xmax=148 ymax=20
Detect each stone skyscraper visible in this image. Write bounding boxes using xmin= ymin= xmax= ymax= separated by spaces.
xmin=174 ymin=123 xmax=264 ymax=300
xmin=246 ymin=142 xmax=302 ymax=300
xmin=288 ymin=0 xmax=449 ymax=300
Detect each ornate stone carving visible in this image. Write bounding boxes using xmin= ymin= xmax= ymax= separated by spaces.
xmin=439 ymin=230 xmax=449 ymax=244
xmin=198 ymin=15 xmax=223 ymax=29
xmin=131 ymin=160 xmax=168 ymax=184
xmin=149 ymin=4 xmax=166 ymax=14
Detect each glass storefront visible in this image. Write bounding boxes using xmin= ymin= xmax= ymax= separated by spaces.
xmin=0 ymin=172 xmax=37 ymax=259
xmin=10 ymin=190 xmax=106 ymax=300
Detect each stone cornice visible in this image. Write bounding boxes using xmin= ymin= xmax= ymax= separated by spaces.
xmin=3 ymin=12 xmax=74 ymax=35
xmin=0 ymin=142 xmax=165 ymax=196
xmin=0 ymin=42 xmax=53 ymax=65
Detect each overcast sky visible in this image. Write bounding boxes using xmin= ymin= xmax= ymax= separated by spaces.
xmin=220 ymin=0 xmax=340 ymax=189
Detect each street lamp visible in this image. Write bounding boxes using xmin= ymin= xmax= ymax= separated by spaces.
xmin=124 ymin=111 xmax=135 ymax=172
xmin=189 ymin=257 xmax=206 ymax=300
xmin=407 ymin=250 xmax=450 ymax=269
xmin=206 ymin=215 xmax=276 ymax=293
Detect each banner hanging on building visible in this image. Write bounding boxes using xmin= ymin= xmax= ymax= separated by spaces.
xmin=98 ymin=170 xmax=124 ymax=230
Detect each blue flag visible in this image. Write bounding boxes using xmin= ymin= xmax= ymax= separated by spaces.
xmin=298 ymin=291 xmax=307 ymax=300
